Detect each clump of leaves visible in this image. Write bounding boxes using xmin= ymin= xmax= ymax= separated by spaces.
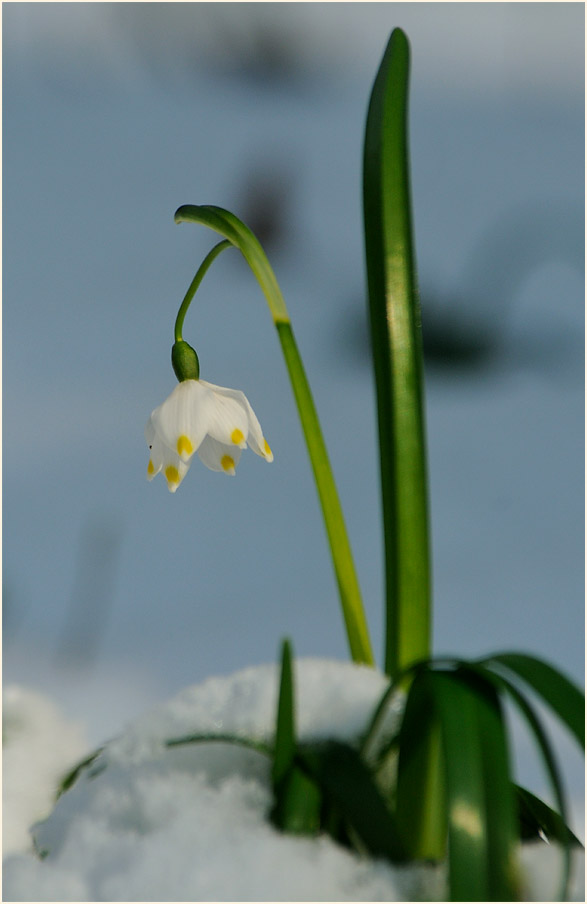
xmin=270 ymin=641 xmax=583 ymax=902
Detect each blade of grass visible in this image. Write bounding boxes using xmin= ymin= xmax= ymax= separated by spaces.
xmin=363 ymin=28 xmax=431 ymax=678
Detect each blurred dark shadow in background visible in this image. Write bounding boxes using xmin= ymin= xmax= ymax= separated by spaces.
xmin=54 ymin=517 xmax=122 ymax=672
xmin=334 ymin=199 xmax=584 ymax=374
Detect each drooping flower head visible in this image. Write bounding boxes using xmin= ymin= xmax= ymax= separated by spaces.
xmin=147 ymin=239 xmax=273 ymax=494
xmin=146 ymin=369 xmax=273 ymax=492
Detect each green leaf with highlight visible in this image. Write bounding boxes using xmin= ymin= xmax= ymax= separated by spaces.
xmin=435 ymin=670 xmax=519 ymax=901
xmin=397 ymin=667 xmax=520 ymax=901
xmin=363 ymin=28 xmax=431 ymax=678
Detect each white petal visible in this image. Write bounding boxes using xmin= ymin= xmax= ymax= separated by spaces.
xmin=146 ymin=433 xmax=165 ymax=481
xmin=161 ymin=450 xmax=190 ymax=492
xmin=146 ymin=416 xmax=189 ymax=489
xmin=197 ymin=435 xmax=241 ymax=475
xmin=151 ymin=380 xmax=214 ymax=461
xmin=198 ymin=381 xmax=249 ymax=449
xmin=208 ymin=384 xmax=273 ymax=461
xmin=145 ymin=417 xmax=156 ymax=448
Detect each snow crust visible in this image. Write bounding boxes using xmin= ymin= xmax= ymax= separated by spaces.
xmin=3 ymin=660 xmax=584 ymax=902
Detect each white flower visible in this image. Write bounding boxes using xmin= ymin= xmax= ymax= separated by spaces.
xmin=145 ymin=379 xmax=273 ymax=492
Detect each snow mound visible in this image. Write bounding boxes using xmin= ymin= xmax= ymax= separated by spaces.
xmin=3 ymin=684 xmax=88 ymax=857
xmin=2 ymin=660 xmax=584 ymax=901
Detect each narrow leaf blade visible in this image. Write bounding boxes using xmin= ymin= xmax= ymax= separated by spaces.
xmin=395 ymin=670 xmax=446 ymax=860
xmin=515 ymin=784 xmax=583 ymax=847
xmin=482 ymin=652 xmax=585 ymax=749
xmin=272 ymin=639 xmax=295 ymax=787
xmin=458 ymin=669 xmax=519 ymax=901
xmin=270 ymin=641 xmax=323 ymax=836
xmin=469 ymin=662 xmax=574 ymax=900
xmin=431 ymin=670 xmax=519 ymax=901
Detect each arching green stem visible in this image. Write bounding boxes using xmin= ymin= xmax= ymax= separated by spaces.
xmin=174 ymin=204 xmax=374 ymax=667
xmin=174 ymin=239 xmax=232 ymax=342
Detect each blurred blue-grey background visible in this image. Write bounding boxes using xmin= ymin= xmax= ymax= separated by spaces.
xmin=3 ymin=3 xmax=584 ymax=821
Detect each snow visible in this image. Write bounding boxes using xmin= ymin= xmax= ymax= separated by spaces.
xmin=3 ymin=686 xmax=88 ymax=858
xmin=3 ymin=661 xmax=584 ymax=902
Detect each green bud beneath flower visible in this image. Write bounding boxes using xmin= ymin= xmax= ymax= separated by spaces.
xmin=172 ymin=340 xmax=200 ymax=382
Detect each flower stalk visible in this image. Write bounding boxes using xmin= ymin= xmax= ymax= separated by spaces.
xmin=174 ymin=204 xmax=374 ymax=667
xmin=174 ymin=239 xmax=232 ymax=344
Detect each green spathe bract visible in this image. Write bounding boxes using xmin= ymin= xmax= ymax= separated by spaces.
xmin=171 ymin=340 xmax=199 ymax=382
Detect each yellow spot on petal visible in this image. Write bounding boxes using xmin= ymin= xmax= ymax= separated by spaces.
xmin=147 ymin=460 xmax=155 ymax=475
xmin=177 ymin=435 xmax=194 ymax=457
xmin=165 ymin=465 xmax=181 ymax=485
xmin=264 ymin=439 xmax=272 ymax=458
xmin=231 ymin=428 xmax=245 ymax=446
xmin=221 ymin=455 xmax=235 ymax=473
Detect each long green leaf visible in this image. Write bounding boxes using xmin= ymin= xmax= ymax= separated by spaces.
xmin=481 ymin=652 xmax=585 ymax=749
xmin=165 ymin=733 xmax=272 ymax=757
xmin=432 ymin=670 xmax=520 ymax=901
xmin=175 ymin=205 xmax=374 ymax=667
xmin=467 ymin=662 xmax=574 ymax=900
xmin=395 ymin=670 xmax=446 ymax=861
xmin=397 ymin=668 xmax=520 ymax=900
xmin=457 ymin=668 xmax=519 ymax=901
xmin=363 ymin=28 xmax=431 ymax=678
